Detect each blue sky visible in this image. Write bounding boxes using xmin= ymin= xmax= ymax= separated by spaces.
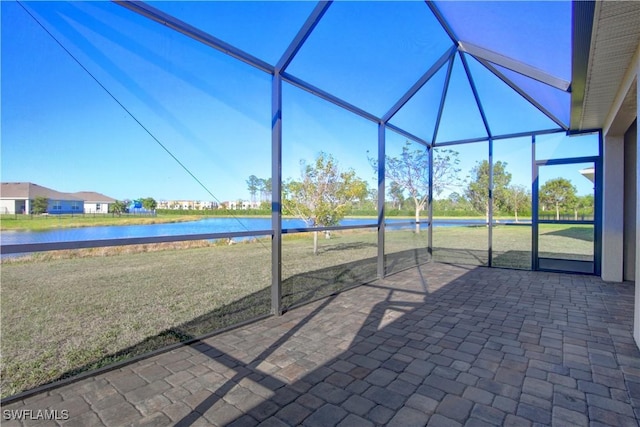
xmin=1 ymin=1 xmax=596 ymax=202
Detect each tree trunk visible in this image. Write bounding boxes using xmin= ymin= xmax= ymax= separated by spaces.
xmin=415 ymin=206 xmax=420 ymax=234
xmin=574 ymin=208 xmax=578 ymax=221
xmin=514 ymin=208 xmax=519 ymax=223
xmin=313 ymin=231 xmax=318 ymax=255
xmin=485 ymin=203 xmax=489 ymax=226
xmin=555 ymin=203 xmax=560 ymax=221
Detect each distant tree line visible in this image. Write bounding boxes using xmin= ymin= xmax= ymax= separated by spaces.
xmin=237 ymin=144 xmax=595 ymax=254
xmin=110 ymin=197 xmax=157 ymax=215
xmin=246 ymin=175 xmax=272 ymax=205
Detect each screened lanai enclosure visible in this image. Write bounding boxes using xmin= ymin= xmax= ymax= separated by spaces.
xmin=1 ymin=0 xmax=610 ymax=397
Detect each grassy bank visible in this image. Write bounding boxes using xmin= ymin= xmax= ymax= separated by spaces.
xmin=0 ymin=224 xmax=593 ymax=397
xmin=0 ymin=214 xmax=204 ymax=232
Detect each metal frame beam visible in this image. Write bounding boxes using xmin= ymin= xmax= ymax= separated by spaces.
xmin=425 ymin=1 xmax=458 ymax=45
xmin=114 ymin=1 xmax=274 ymax=74
xmin=281 ymin=72 xmax=381 ymax=124
xmin=594 ymin=130 xmax=603 ymax=276
xmin=435 ymin=128 xmax=564 ymax=147
xmin=531 ymin=135 xmax=538 ymax=270
xmin=431 ymin=53 xmax=456 ymax=144
xmin=459 ymin=41 xmax=571 ymax=92
xmin=460 ymin=52 xmax=492 ymax=139
xmin=377 ymin=122 xmax=386 ymax=279
xmin=476 ymin=57 xmax=569 ymax=131
xmin=271 ymin=75 xmax=283 ymax=315
xmin=0 ymin=230 xmax=273 ymax=255
xmin=276 ymin=1 xmax=331 ymax=73
xmin=383 ymin=46 xmax=456 ymax=123
xmin=461 ymin=50 xmax=494 ymax=267
xmin=428 ymin=146 xmax=433 ymax=259
xmin=386 ymin=123 xmax=430 ymax=148
xmin=488 ymin=138 xmax=494 ymax=266
xmin=535 ymin=155 xmax=599 ymax=167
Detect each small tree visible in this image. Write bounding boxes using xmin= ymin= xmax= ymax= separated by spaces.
xmin=262 ymin=178 xmax=272 ymax=203
xmin=254 ymin=177 xmax=272 ymax=203
xmin=506 ymin=184 xmax=530 ymax=222
xmin=246 ymin=175 xmax=260 ymax=204
xmin=465 ymin=160 xmax=511 ymax=223
xmin=110 ymin=200 xmax=127 ymax=216
xmin=581 ymin=194 xmax=595 ymax=215
xmin=432 ymin=148 xmax=463 ymax=197
xmin=141 ymin=197 xmax=157 ymax=211
xmin=572 ymin=194 xmax=593 ymax=220
xmin=370 ymin=142 xmax=461 ymax=233
xmin=363 ymin=187 xmax=378 ymax=211
xmin=283 ymin=152 xmax=367 ymax=255
xmin=540 ymin=178 xmax=577 ymax=220
xmin=387 ymin=181 xmax=405 ymax=210
xmin=32 ymin=196 xmax=49 ymax=214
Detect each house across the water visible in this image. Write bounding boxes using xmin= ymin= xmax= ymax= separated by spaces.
xmin=0 ymin=182 xmax=115 ymax=214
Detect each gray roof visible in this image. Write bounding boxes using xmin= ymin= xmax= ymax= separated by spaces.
xmin=72 ymin=192 xmax=116 ymax=203
xmin=0 ymin=182 xmax=100 ymax=202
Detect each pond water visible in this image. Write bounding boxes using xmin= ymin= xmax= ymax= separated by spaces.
xmin=0 ymin=217 xmax=494 ymax=246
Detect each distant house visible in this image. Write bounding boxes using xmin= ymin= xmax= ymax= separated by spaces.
xmin=219 ymin=200 xmax=258 ymax=210
xmin=72 ymin=192 xmax=116 ymax=214
xmin=0 ymin=182 xmax=84 ymax=214
xmin=159 ymin=200 xmax=218 ymax=210
xmin=199 ymin=201 xmax=218 ymax=210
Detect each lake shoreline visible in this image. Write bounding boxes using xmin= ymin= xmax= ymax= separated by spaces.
xmin=0 ymin=216 xmax=529 ymax=248
xmin=0 ymin=213 xmax=526 ymax=233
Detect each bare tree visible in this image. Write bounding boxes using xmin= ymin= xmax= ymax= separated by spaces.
xmin=369 ymin=142 xmax=461 ymax=233
xmin=284 ymin=152 xmax=367 ymax=255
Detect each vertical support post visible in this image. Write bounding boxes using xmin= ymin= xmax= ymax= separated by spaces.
xmin=377 ymin=122 xmax=386 ymax=279
xmin=531 ymin=135 xmax=538 ymax=270
xmin=635 ymin=107 xmax=640 ymax=346
xmin=488 ymin=138 xmax=494 ymax=267
xmin=594 ymin=130 xmax=603 ymax=277
xmin=428 ymin=146 xmax=434 ymax=260
xmin=271 ymin=74 xmax=283 ymax=315
xmin=601 ymin=133 xmax=625 ymax=282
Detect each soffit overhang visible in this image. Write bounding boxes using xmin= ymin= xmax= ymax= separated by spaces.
xmin=571 ymin=1 xmax=640 ymax=131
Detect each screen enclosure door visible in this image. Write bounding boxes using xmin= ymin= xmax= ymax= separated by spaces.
xmin=533 ymin=159 xmax=597 ymax=274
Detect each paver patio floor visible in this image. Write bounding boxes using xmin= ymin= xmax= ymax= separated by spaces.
xmin=2 ymin=263 xmax=640 ymax=426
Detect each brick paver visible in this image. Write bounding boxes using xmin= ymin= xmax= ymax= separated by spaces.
xmin=2 ymin=263 xmax=639 ymax=426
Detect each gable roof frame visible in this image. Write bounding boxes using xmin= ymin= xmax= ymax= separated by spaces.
xmin=275 ymin=1 xmax=331 ymax=74
xmin=474 ymin=57 xmax=570 ymax=131
xmin=113 ymin=0 xmax=572 ymax=149
xmin=458 ymin=41 xmax=571 ymax=92
xmin=382 ymin=45 xmax=456 ymax=127
xmin=431 ymin=50 xmax=456 ymax=146
xmin=459 ymin=51 xmax=493 ymax=140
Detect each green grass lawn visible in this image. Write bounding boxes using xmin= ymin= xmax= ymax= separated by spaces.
xmin=0 ymin=223 xmax=594 ymax=397
xmin=431 ymin=223 xmax=593 ymax=268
